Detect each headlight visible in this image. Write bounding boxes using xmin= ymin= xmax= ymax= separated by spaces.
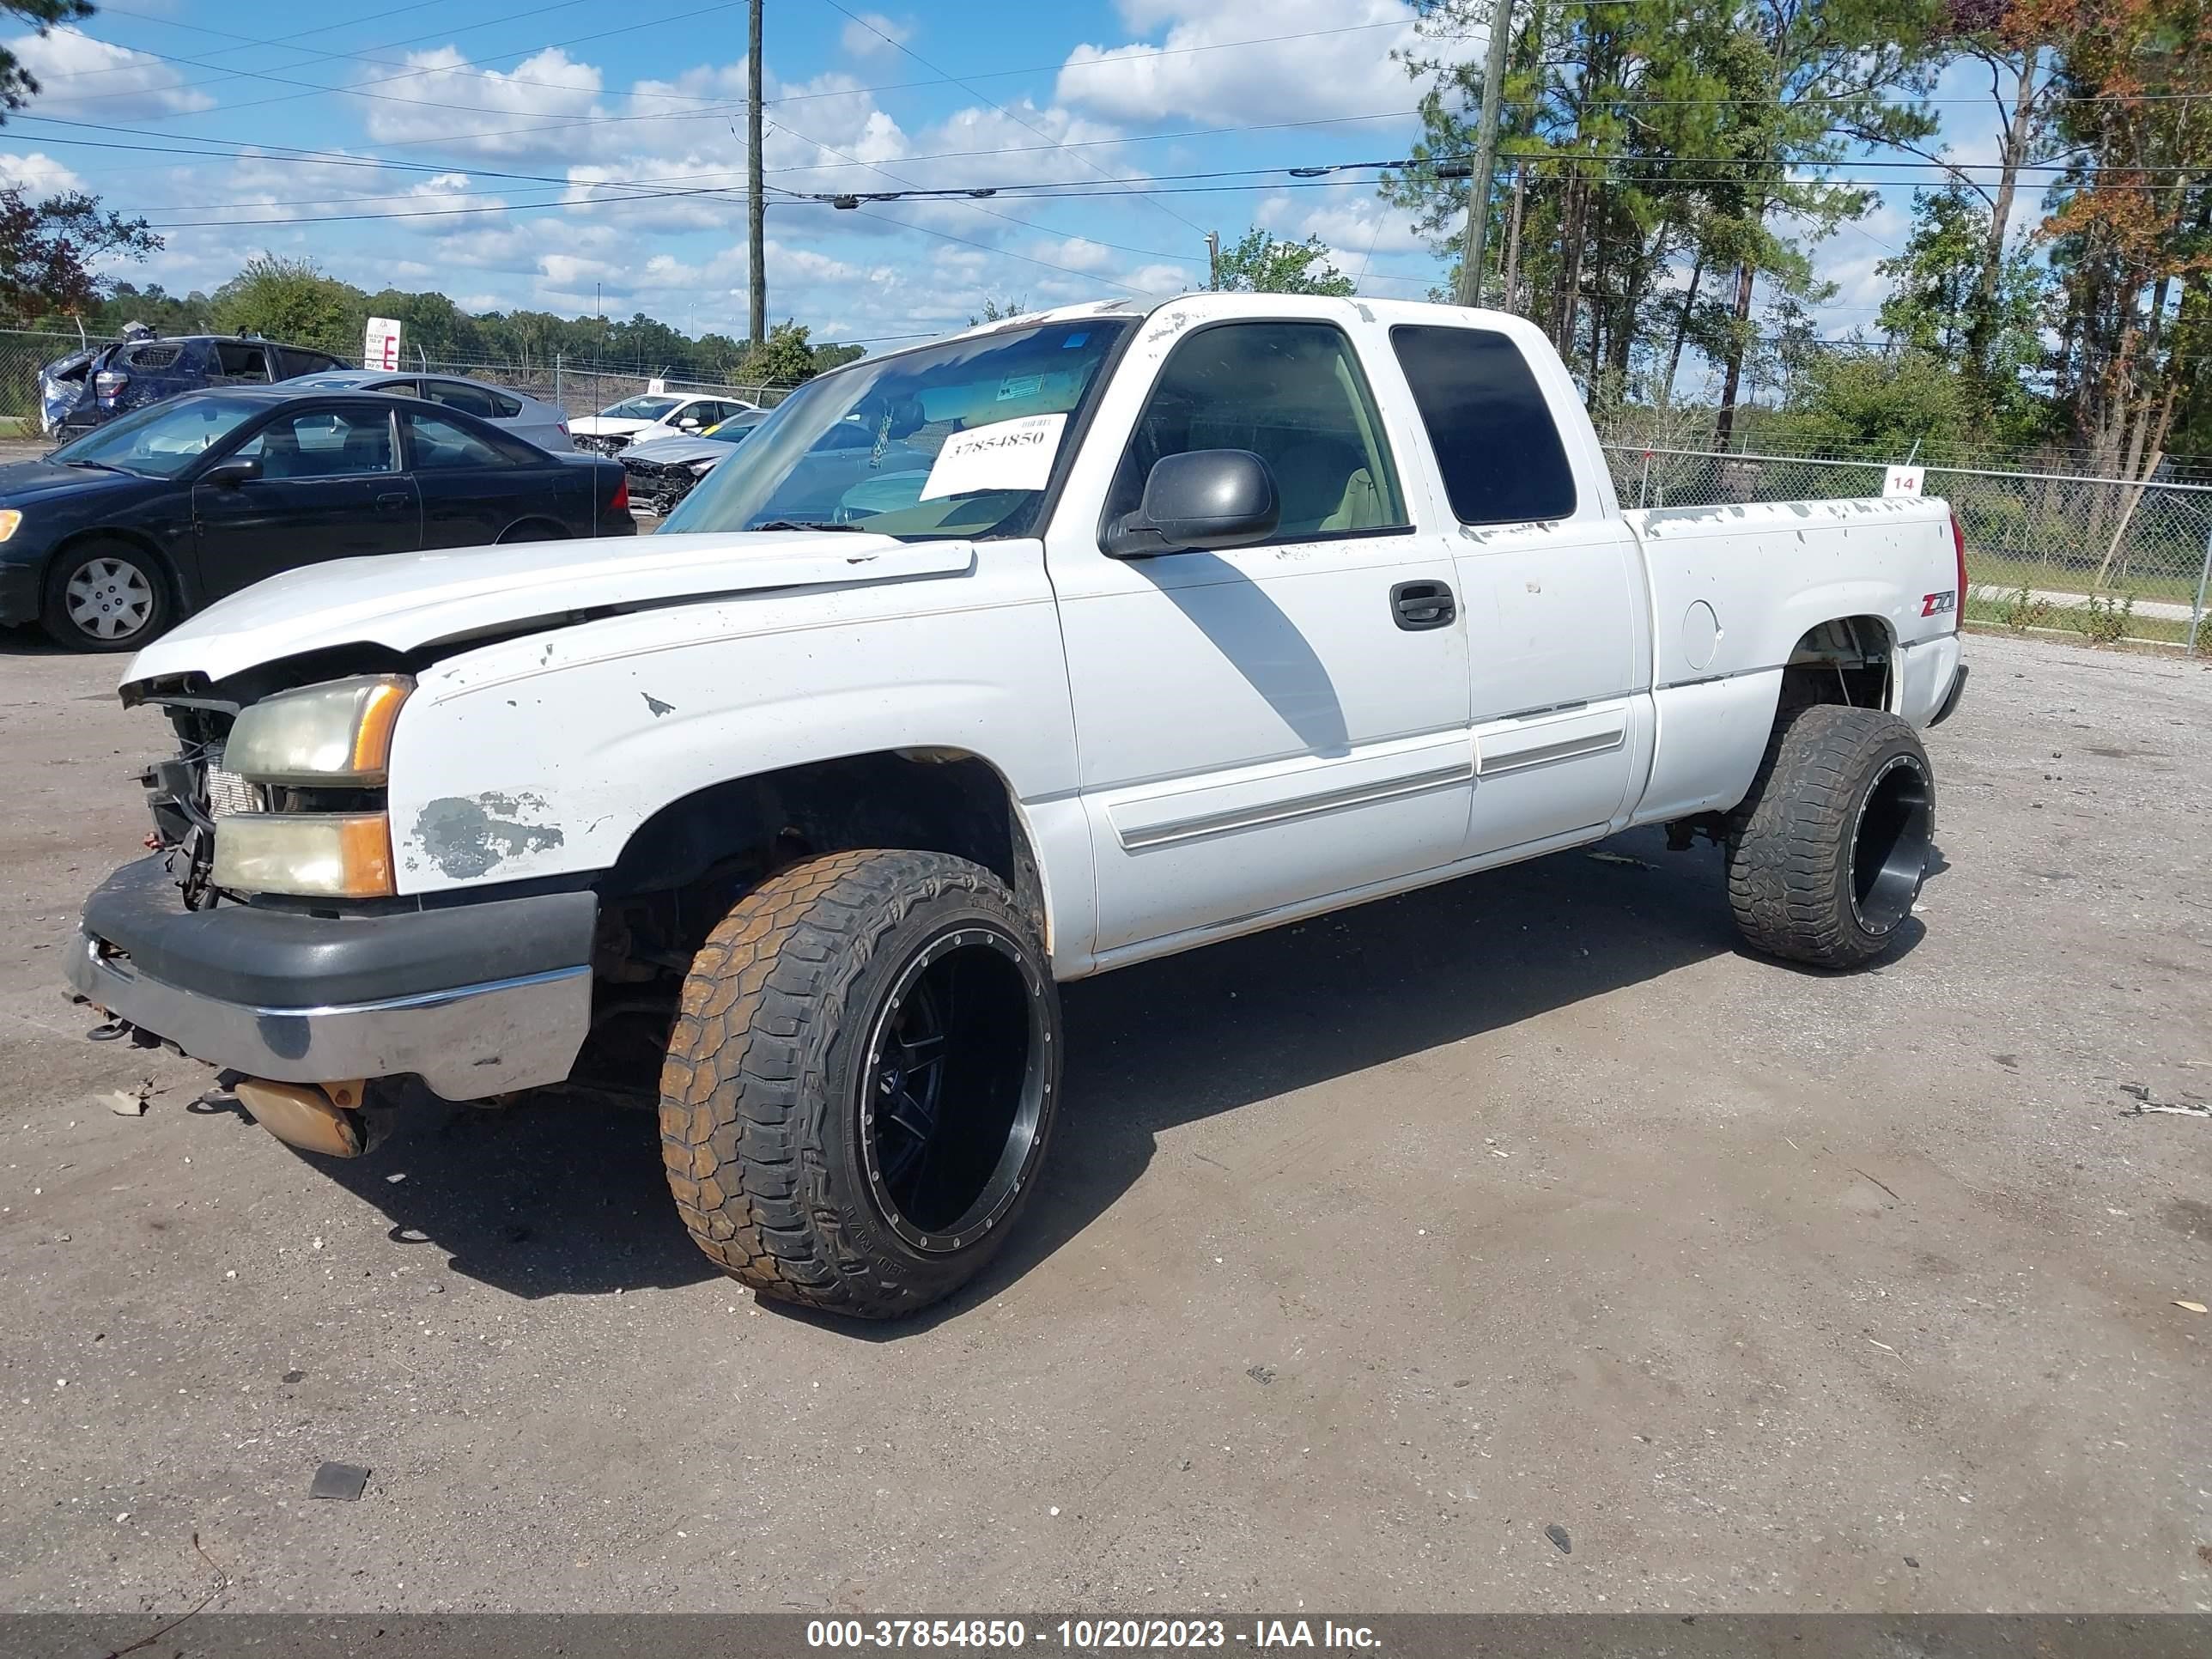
xmin=688 ymin=458 xmax=718 ymax=476
xmin=210 ymin=813 xmax=393 ymax=898
xmin=224 ymin=675 xmax=411 ymax=786
xmin=0 ymin=508 xmax=20 ymax=542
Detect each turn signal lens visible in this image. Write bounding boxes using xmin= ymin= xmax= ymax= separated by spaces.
xmin=0 ymin=509 xmax=19 ymax=542
xmin=210 ymin=813 xmax=394 ymax=898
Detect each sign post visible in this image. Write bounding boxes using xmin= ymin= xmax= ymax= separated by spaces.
xmin=364 ymin=317 xmax=403 ymax=373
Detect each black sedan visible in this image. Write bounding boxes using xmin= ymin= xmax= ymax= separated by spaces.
xmin=0 ymin=386 xmax=633 ymax=651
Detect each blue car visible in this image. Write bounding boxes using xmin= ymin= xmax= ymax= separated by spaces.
xmin=57 ymin=334 xmax=348 ymax=435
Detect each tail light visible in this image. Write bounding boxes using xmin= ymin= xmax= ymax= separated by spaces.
xmin=1949 ymin=509 xmax=1967 ymax=633
xmin=94 ymin=369 xmax=127 ymax=404
xmin=609 ymin=476 xmax=629 ymax=512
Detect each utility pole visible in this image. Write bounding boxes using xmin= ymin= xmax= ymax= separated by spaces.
xmin=1455 ymin=0 xmax=1515 ymax=308
xmin=1501 ymin=160 xmax=1526 ymax=314
xmin=1205 ymin=230 xmax=1220 ymax=291
xmin=747 ymin=0 xmax=767 ymax=346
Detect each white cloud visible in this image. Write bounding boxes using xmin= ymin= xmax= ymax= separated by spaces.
xmin=362 ymin=47 xmax=604 ymax=158
xmin=839 ymin=13 xmax=912 ymax=58
xmin=1259 ymin=193 xmax=1428 ymax=258
xmin=7 ymin=27 xmax=215 ymax=118
xmin=1056 ymin=0 xmax=1421 ymax=126
xmin=0 ymin=150 xmax=85 ymax=198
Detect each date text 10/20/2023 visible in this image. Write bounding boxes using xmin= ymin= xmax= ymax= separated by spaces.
xmin=805 ymin=1620 xmax=1382 ymax=1650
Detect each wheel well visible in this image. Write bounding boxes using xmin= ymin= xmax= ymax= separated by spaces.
xmin=598 ymin=750 xmax=1047 ymax=962
xmin=497 ymin=517 xmax=568 ymax=544
xmin=1780 ymin=615 xmax=1893 ymax=716
xmin=45 ymin=527 xmax=182 ymax=611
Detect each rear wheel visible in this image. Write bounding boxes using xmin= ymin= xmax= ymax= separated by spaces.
xmin=42 ymin=540 xmax=171 ymax=652
xmin=495 ymin=519 xmax=568 ymax=544
xmin=659 ymin=849 xmax=1060 ymax=1319
xmin=1726 ymin=704 xmax=1935 ymax=969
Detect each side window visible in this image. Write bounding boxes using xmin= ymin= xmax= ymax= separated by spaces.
xmin=119 ymin=342 xmax=182 ymax=371
xmin=404 ymin=410 xmax=534 ymax=469
xmin=212 ymin=343 xmax=271 ymax=382
xmin=425 ymin=380 xmax=500 ymax=418
xmin=276 ymin=347 xmax=337 ymax=379
xmin=233 ymin=409 xmax=395 ymax=478
xmin=1389 ymin=325 xmax=1577 ymax=525
xmin=369 ymin=378 xmax=421 ymax=398
xmin=487 ymin=387 xmax=523 ymax=418
xmin=1106 ymin=321 xmax=1408 ymax=540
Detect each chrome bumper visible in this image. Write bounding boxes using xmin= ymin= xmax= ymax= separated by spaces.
xmin=67 ymin=935 xmax=591 ymax=1100
xmin=66 ymin=857 xmax=597 ymax=1102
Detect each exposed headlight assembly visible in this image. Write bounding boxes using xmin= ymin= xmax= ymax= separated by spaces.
xmin=212 ymin=675 xmax=411 ymax=897
xmin=222 ymin=674 xmax=410 ymax=786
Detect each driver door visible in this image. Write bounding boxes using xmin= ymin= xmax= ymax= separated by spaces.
xmin=191 ymin=404 xmax=420 ymax=599
xmin=1045 ymin=315 xmax=1474 ymax=960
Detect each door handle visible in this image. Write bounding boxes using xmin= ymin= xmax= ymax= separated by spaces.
xmin=376 ymin=491 xmax=409 ymax=509
xmin=1391 ymin=579 xmax=1455 ymax=631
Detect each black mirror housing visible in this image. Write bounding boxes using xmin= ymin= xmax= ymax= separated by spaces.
xmin=1103 ymin=448 xmax=1280 ymax=558
xmin=202 ymin=455 xmax=262 ymax=488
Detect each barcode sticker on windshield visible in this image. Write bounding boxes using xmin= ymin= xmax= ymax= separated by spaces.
xmin=920 ymin=412 xmax=1066 ymax=501
xmin=995 ymin=374 xmax=1045 ymax=401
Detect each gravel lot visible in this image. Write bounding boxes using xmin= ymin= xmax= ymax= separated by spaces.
xmin=0 ymin=628 xmax=2206 ymax=1615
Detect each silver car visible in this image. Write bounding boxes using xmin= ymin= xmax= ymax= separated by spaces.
xmin=277 ymin=369 xmax=573 ymax=451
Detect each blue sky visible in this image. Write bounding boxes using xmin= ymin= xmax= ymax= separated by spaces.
xmin=0 ymin=1 xmax=2011 ymax=368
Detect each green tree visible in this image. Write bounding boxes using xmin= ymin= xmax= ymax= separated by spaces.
xmin=969 ymin=295 xmax=1030 ymax=324
xmin=1775 ymin=347 xmax=1972 ymax=455
xmin=210 ymin=255 xmax=365 ymax=349
xmin=735 ymin=319 xmax=822 ymax=387
xmin=1876 ymin=185 xmax=2047 ymax=435
xmin=1212 ymin=229 xmax=1355 ymax=295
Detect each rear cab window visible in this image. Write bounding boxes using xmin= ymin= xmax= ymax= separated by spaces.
xmin=1389 ymin=325 xmax=1577 ymax=525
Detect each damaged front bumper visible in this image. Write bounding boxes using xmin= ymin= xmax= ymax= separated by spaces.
xmin=65 ymin=856 xmax=597 ymax=1101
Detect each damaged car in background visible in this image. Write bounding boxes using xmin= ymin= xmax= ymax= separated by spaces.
xmin=617 ymin=408 xmax=766 ymax=515
xmin=568 ymin=389 xmax=757 ymax=456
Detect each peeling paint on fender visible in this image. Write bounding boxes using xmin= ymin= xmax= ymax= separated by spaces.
xmin=412 ymin=793 xmax=567 ymax=880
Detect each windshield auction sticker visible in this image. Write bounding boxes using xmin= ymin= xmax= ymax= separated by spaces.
xmin=920 ymin=412 xmax=1066 ymax=501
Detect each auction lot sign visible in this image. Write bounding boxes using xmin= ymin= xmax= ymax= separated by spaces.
xmin=0 ymin=1615 xmax=2203 ymax=1657
xmin=364 ymin=316 xmax=403 ymax=373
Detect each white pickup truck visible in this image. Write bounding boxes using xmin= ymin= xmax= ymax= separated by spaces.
xmin=69 ymin=295 xmax=1967 ymax=1317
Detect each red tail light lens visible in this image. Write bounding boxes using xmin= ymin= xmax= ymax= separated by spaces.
xmin=94 ymin=370 xmax=127 ymax=403
xmin=609 ymin=476 xmax=629 ymax=512
xmin=1950 ymin=509 xmax=1966 ymax=632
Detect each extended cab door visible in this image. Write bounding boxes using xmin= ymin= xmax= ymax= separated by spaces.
xmin=1388 ymin=322 xmax=1645 ymax=859
xmin=1045 ymin=307 xmax=1474 ymax=961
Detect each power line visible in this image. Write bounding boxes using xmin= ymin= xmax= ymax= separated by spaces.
xmin=811 ymin=0 xmax=1207 ymax=238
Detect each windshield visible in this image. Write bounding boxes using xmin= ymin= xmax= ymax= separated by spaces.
xmin=601 ymin=394 xmax=682 ymax=421
xmin=46 ymin=393 xmax=267 ymax=478
xmin=702 ymin=412 xmax=766 ymax=440
xmin=662 ymin=318 xmax=1131 ymax=540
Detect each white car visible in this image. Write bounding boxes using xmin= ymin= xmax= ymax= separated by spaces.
xmin=568 ymin=391 xmax=757 ymax=454
xmin=74 ymin=294 xmax=1967 ymax=1320
xmin=281 ymin=369 xmax=573 ymax=451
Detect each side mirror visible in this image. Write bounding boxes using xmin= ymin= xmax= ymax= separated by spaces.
xmin=678 ymin=417 xmax=701 ymax=430
xmin=1103 ymin=449 xmax=1280 ymax=559
xmin=201 ymin=455 xmax=262 ymax=488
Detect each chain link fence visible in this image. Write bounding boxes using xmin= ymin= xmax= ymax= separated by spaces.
xmin=0 ymin=327 xmax=801 ymax=439
xmin=1599 ymin=438 xmax=2212 ymax=650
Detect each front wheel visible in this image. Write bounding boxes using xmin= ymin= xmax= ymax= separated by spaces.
xmin=659 ymin=849 xmax=1060 ymax=1319
xmin=42 ymin=541 xmax=172 ymax=652
xmin=1726 ymin=704 xmax=1936 ymax=969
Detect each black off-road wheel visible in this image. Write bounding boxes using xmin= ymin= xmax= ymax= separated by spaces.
xmin=1726 ymin=703 xmax=1935 ymax=969
xmin=659 ymin=849 xmax=1060 ymax=1319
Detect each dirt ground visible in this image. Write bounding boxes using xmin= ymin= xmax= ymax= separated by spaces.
xmin=0 ymin=627 xmax=2206 ymax=1615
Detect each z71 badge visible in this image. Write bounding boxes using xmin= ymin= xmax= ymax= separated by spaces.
xmin=1922 ymin=590 xmax=1957 ymax=617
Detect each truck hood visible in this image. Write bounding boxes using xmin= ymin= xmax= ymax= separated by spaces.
xmin=120 ymin=530 xmax=977 ymax=695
